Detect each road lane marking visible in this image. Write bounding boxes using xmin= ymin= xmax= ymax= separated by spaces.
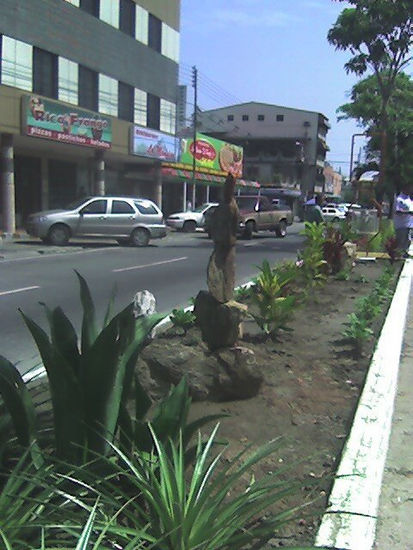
xmin=113 ymin=256 xmax=188 ymax=273
xmin=0 ymin=285 xmax=40 ymax=297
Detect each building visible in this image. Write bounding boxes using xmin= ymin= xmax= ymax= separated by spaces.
xmin=323 ymin=162 xmax=343 ymax=197
xmin=197 ymin=102 xmax=330 ymax=197
xmin=0 ymin=0 xmax=180 ymax=233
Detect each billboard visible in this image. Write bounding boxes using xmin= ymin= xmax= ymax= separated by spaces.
xmin=179 ymin=133 xmax=243 ymax=178
xmin=22 ymin=95 xmax=112 ymax=149
xmin=130 ymin=126 xmax=180 ymax=161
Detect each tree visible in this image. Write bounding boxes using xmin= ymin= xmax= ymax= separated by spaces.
xmin=328 ymin=0 xmax=413 ymax=188
xmin=337 ymin=72 xmax=413 ymax=201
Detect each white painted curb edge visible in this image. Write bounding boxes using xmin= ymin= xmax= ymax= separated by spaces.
xmin=315 ymin=256 xmax=413 ymax=550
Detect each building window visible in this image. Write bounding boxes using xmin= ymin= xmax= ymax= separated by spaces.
xmin=98 ymin=74 xmax=118 ymax=116
xmin=242 ymin=114 xmax=249 ymax=121
xmin=100 ymin=0 xmax=119 ymax=28
xmin=147 ymin=93 xmax=160 ymax=129
xmin=134 ymin=88 xmax=147 ymax=126
xmin=160 ymin=98 xmax=176 ymax=134
xmin=33 ymin=47 xmax=58 ymax=98
xmin=118 ymin=81 xmax=133 ymax=121
xmin=80 ymin=0 xmax=99 ymax=16
xmin=64 ymin=0 xmax=80 ymax=5
xmin=78 ymin=65 xmax=98 ymax=111
xmin=161 ymin=23 xmax=179 ymax=62
xmin=227 ymin=114 xmax=234 ymax=121
xmin=58 ymin=57 xmax=78 ymax=104
xmin=135 ymin=5 xmax=148 ymax=44
xmin=148 ymin=14 xmax=162 ymax=52
xmin=257 ymin=114 xmax=265 ymax=121
xmin=119 ymin=0 xmax=135 ymax=36
xmin=276 ymin=114 xmax=284 ymax=122
xmin=1 ymin=36 xmax=32 ymax=91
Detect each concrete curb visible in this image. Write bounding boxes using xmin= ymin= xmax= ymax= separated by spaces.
xmin=315 ymin=256 xmax=413 ymax=550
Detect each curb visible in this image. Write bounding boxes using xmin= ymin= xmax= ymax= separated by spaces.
xmin=315 ymin=255 xmax=413 ymax=550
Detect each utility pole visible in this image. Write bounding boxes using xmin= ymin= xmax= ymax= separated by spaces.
xmin=191 ymin=65 xmax=198 ymax=208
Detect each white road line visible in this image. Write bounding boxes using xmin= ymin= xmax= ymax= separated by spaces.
xmin=113 ymin=256 xmax=188 ymax=273
xmin=0 ymin=285 xmax=40 ymax=297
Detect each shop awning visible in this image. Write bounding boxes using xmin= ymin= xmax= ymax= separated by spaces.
xmin=161 ymin=167 xmax=260 ymax=188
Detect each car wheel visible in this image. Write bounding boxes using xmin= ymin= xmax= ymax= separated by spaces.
xmin=183 ymin=220 xmax=196 ymax=233
xmin=243 ymin=221 xmax=254 ymax=239
xmin=275 ymin=221 xmax=287 ymax=238
xmin=130 ymin=228 xmax=150 ymax=247
xmin=47 ymin=224 xmax=70 ymax=246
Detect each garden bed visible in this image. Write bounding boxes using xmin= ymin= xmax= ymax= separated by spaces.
xmin=138 ymin=259 xmax=401 ymax=548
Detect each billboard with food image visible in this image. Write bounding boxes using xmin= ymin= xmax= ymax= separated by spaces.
xmin=180 ymin=133 xmax=243 ymax=177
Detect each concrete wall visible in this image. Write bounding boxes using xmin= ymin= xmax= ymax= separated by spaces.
xmin=0 ymin=0 xmax=178 ymax=103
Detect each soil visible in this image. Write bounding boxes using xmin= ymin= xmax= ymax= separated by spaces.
xmin=143 ymin=259 xmax=399 ymax=548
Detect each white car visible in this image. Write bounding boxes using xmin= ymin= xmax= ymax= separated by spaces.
xmin=321 ymin=206 xmax=347 ymax=222
xmin=166 ymin=202 xmax=219 ymax=232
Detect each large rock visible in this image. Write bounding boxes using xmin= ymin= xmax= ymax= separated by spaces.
xmin=194 ymin=290 xmax=248 ymax=351
xmin=136 ymin=330 xmax=262 ymax=402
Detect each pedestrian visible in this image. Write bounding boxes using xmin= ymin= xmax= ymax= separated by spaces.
xmin=393 ymin=185 xmax=413 ymax=257
xmin=304 ymin=195 xmax=324 ymax=224
xmin=186 ymin=200 xmax=192 ymax=212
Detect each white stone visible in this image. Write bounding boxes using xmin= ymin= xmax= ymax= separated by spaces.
xmin=133 ymin=290 xmax=156 ymax=318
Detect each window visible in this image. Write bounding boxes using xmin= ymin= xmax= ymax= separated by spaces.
xmin=161 ymin=23 xmax=179 ymax=62
xmin=147 ymin=94 xmax=160 ymax=129
xmin=1 ymin=36 xmax=32 ymax=91
xmin=134 ymin=201 xmax=157 ymax=215
xmin=160 ymin=98 xmax=176 ymax=133
xmin=81 ymin=199 xmax=107 ymax=214
xmin=118 ymin=81 xmax=133 ymax=121
xmin=257 ymin=114 xmax=265 ymax=121
xmin=135 ymin=5 xmax=148 ymax=44
xmin=148 ymin=14 xmax=162 ymax=52
xmin=242 ymin=114 xmax=249 ymax=121
xmin=112 ymin=200 xmax=134 ymax=214
xmin=134 ymin=88 xmax=147 ymax=126
xmin=64 ymin=0 xmax=80 ymax=5
xmin=33 ymin=47 xmax=58 ymax=98
xmin=100 ymin=0 xmax=119 ymax=28
xmin=58 ymin=57 xmax=78 ymax=104
xmin=99 ymin=74 xmax=118 ymax=116
xmin=276 ymin=114 xmax=284 ymax=122
xmin=78 ymin=65 xmax=98 ymax=111
xmin=119 ymin=0 xmax=135 ymax=36
xmin=227 ymin=114 xmax=234 ymax=121
xmin=80 ymin=0 xmax=99 ymax=16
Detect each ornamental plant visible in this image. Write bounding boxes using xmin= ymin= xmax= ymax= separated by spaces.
xmin=298 ymin=222 xmax=328 ymax=286
xmin=170 ymin=308 xmax=196 ymax=335
xmin=343 ymin=313 xmax=374 ymax=357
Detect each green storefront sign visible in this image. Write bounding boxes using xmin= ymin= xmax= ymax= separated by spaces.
xmin=180 ymin=133 xmax=243 ymax=177
xmin=22 ymin=95 xmax=112 ymax=149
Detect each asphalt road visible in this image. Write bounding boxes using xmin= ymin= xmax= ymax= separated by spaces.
xmin=0 ymin=225 xmax=305 ymax=374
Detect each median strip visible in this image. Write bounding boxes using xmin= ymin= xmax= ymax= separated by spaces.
xmin=0 ymin=285 xmax=40 ymax=297
xmin=113 ymin=256 xmax=188 ymax=273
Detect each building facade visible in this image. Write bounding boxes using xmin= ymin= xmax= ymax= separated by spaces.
xmin=323 ymin=162 xmax=343 ymax=197
xmin=0 ymin=0 xmax=180 ymax=233
xmin=197 ymin=102 xmax=330 ymax=197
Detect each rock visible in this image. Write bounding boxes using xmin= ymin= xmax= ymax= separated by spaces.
xmin=133 ymin=290 xmax=156 ymax=318
xmin=194 ymin=290 xmax=248 ymax=351
xmin=214 ymin=346 xmax=263 ymax=400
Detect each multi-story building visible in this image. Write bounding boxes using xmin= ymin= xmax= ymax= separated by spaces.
xmin=197 ymin=101 xmax=330 ymax=197
xmin=323 ymin=162 xmax=343 ymax=197
xmin=0 ymin=0 xmax=180 ymax=233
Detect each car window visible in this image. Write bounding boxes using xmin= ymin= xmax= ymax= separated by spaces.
xmin=66 ymin=197 xmax=93 ymax=210
xmin=259 ymin=198 xmax=271 ymax=211
xmin=112 ymin=200 xmax=134 ymax=214
xmin=134 ymin=201 xmax=158 ymax=215
xmin=81 ymin=199 xmax=107 ymax=214
xmin=236 ymin=197 xmax=259 ymax=210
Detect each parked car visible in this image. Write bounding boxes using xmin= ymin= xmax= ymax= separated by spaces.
xmin=25 ymin=196 xmax=167 ymax=247
xmin=166 ymin=202 xmax=219 ymax=232
xmin=321 ymin=206 xmax=347 ymax=222
xmin=236 ymin=195 xmax=293 ymax=238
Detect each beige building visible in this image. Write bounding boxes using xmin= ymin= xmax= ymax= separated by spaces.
xmin=0 ymin=0 xmax=180 ymax=234
xmin=323 ymin=162 xmax=343 ymax=197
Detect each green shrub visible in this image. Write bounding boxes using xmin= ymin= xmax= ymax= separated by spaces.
xmin=170 ymin=308 xmax=196 ymax=334
xmin=343 ymin=313 xmax=374 ymax=356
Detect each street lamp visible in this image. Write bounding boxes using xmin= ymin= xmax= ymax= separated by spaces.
xmin=349 ymin=133 xmax=366 ymax=182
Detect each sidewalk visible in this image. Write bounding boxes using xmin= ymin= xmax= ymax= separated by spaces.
xmin=373 ymin=289 xmax=413 ymax=549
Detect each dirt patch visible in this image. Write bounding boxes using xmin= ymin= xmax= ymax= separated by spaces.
xmin=141 ymin=260 xmax=400 ymax=547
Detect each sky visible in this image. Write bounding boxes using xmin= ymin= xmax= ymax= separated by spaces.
xmin=179 ymin=0 xmax=368 ymax=178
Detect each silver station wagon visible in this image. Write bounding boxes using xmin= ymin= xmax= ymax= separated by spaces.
xmin=26 ymin=196 xmax=167 ymax=247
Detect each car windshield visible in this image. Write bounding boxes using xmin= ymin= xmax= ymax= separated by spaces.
xmin=65 ymin=197 xmax=92 ymax=210
xmin=194 ymin=204 xmax=210 ymax=213
xmin=236 ymin=197 xmax=258 ymax=210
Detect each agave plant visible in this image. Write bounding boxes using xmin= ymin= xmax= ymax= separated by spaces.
xmin=169 ymin=308 xmax=196 ymax=335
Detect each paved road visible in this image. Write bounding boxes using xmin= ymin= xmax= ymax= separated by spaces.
xmin=0 ymin=225 xmax=305 ymax=374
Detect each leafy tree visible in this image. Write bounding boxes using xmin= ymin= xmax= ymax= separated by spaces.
xmin=338 ymin=72 xmax=413 ymax=200
xmin=328 ymin=0 xmax=413 ymax=188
